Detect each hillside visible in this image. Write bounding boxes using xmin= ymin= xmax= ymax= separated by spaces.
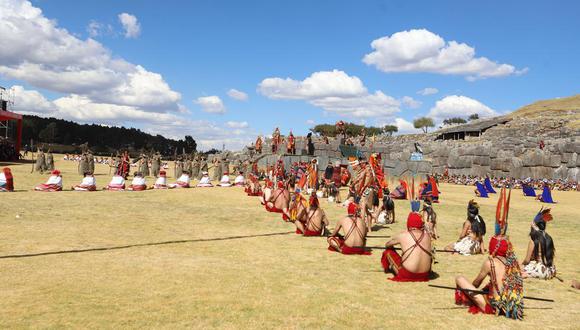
xmin=509 ymin=94 xmax=580 ymax=128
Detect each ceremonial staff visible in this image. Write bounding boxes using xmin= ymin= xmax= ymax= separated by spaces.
xmin=428 ymin=284 xmax=554 ymax=303
xmin=29 ymin=139 xmax=35 ymax=173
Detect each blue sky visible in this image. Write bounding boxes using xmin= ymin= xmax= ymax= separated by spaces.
xmin=0 ymin=0 xmax=578 ymax=149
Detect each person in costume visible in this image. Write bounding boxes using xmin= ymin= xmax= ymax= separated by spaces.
xmin=390 ymin=179 xmax=408 ymax=199
xmin=195 ymin=171 xmax=213 ymax=187
xmin=288 ymin=189 xmax=309 ymax=232
xmin=522 ymin=208 xmax=556 ymax=280
xmin=271 ymin=127 xmax=281 ymax=153
xmin=287 ymin=131 xmax=296 ymax=155
xmin=484 ymin=175 xmax=496 ymax=193
xmin=217 ymin=172 xmax=232 ymax=187
xmin=169 ymin=170 xmax=191 ymax=188
xmin=377 ymin=188 xmax=395 ymax=225
xmin=245 ymin=173 xmax=262 ymax=196
xmin=475 ymin=180 xmax=489 ymax=198
xmin=422 ymin=199 xmax=438 ymax=240
xmin=152 ymin=170 xmax=168 ymax=189
xmin=327 ymin=203 xmax=371 ymax=255
xmin=522 ymin=178 xmax=536 ymax=197
xmin=234 ymin=171 xmax=245 ymax=187
xmin=419 ymin=175 xmax=440 ymax=202
xmin=0 ymin=167 xmax=14 ymax=192
xmin=263 ymin=181 xmax=291 ymax=221
xmin=380 ymin=200 xmax=432 ymax=281
xmin=294 ymin=194 xmax=329 ymax=236
xmin=255 ymin=135 xmax=263 ymax=154
xmin=445 ymin=200 xmax=486 ymax=255
xmin=454 ymin=187 xmax=524 ymax=320
xmin=128 ymin=172 xmax=147 ymax=191
xmin=536 ymin=181 xmax=556 ymax=203
xmin=34 ymin=170 xmax=63 ymax=192
xmin=104 ymin=173 xmax=126 ymax=191
xmin=72 ymin=172 xmax=97 ymax=191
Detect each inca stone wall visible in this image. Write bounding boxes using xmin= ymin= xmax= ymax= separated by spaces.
xmin=238 ymin=115 xmax=580 ymax=181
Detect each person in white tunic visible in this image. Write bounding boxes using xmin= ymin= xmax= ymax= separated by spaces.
xmin=153 ymin=170 xmax=168 ymax=189
xmin=522 ymin=208 xmax=557 ymax=280
xmin=234 ymin=171 xmax=245 ymax=187
xmin=128 ymin=172 xmax=147 ymax=191
xmin=104 ymin=174 xmax=126 ymax=191
xmin=72 ymin=172 xmax=97 ymax=191
xmin=444 ymin=200 xmax=486 ymax=255
xmin=169 ymin=170 xmax=191 ymax=188
xmin=35 ymin=170 xmax=63 ymax=192
xmin=218 ymin=172 xmax=232 ymax=187
xmin=196 ymin=171 xmax=213 ymax=187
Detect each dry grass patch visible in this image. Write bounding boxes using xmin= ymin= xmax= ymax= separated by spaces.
xmin=1 ymin=156 xmax=579 ymax=328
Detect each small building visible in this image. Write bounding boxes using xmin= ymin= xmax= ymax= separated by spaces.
xmin=435 ymin=117 xmax=510 ymax=140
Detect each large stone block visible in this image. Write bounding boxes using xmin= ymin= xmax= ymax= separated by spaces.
xmin=553 ymin=165 xmax=568 ymax=180
xmin=567 ymin=168 xmax=579 ymax=181
xmin=522 ymin=150 xmax=544 ymax=167
xmin=543 ymin=154 xmax=562 ymax=168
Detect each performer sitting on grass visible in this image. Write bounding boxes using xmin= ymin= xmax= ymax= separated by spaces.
xmin=537 ymin=182 xmax=556 ymax=203
xmin=294 ymin=194 xmax=329 ymax=236
xmin=128 ymin=172 xmax=147 ymax=191
xmin=234 ymin=171 xmax=245 ymax=186
xmin=152 ymin=170 xmax=168 ymax=189
xmin=72 ymin=172 xmax=96 ymax=191
xmin=170 ymin=170 xmax=191 ymax=188
xmin=381 ymin=207 xmax=432 ymax=282
xmin=445 ymin=200 xmax=486 ymax=255
xmin=522 ymin=208 xmax=556 ymax=280
xmin=454 ymin=187 xmax=524 ymax=320
xmin=327 ymin=203 xmax=371 ymax=255
xmin=217 ymin=172 xmax=232 ymax=187
xmin=196 ymin=171 xmax=213 ymax=187
xmin=34 ymin=170 xmax=63 ymax=192
xmin=0 ymin=167 xmax=14 ymax=192
xmin=104 ymin=173 xmax=126 ymax=191
xmin=264 ymin=181 xmax=291 ymax=221
xmin=475 ymin=180 xmax=489 ymax=198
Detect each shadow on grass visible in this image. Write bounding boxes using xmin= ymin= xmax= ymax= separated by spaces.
xmin=0 ymin=231 xmax=295 ymax=260
xmin=0 ymin=160 xmax=33 ymax=166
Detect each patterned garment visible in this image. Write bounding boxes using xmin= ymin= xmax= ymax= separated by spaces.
xmin=453 ymin=236 xmax=481 ymax=255
xmin=523 ymin=261 xmax=556 ymax=280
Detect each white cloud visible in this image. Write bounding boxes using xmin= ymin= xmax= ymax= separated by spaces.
xmin=10 ymin=85 xmax=56 ymax=114
xmin=401 ymin=96 xmax=422 ymax=109
xmin=306 ymin=119 xmax=315 ymax=125
xmin=0 ymin=1 xmax=181 ymax=113
xmin=225 ymin=121 xmax=249 ymax=128
xmin=118 ymin=13 xmax=140 ymax=38
xmin=195 ymin=96 xmax=226 ymax=114
xmin=417 ymin=87 xmax=438 ymax=96
xmin=258 ymin=70 xmax=400 ymax=118
xmin=428 ymin=95 xmax=497 ymax=122
xmin=227 ymin=88 xmax=248 ymax=101
xmin=86 ymin=20 xmax=114 ymax=38
xmin=363 ymin=29 xmax=527 ymax=80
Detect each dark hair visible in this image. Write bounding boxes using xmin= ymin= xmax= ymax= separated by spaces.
xmin=468 ymin=215 xmax=486 ymax=237
xmin=530 ymin=226 xmax=555 ymax=267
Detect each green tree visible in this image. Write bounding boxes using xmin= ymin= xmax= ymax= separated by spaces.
xmin=413 ymin=117 xmax=435 ymax=133
xmin=443 ymin=117 xmax=467 ymax=125
xmin=383 ymin=125 xmax=398 ymax=136
xmin=38 ymin=122 xmax=58 ymax=143
xmin=468 ymin=113 xmax=480 ymax=121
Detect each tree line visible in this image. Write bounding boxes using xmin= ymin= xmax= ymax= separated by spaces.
xmin=21 ymin=115 xmax=197 ymax=156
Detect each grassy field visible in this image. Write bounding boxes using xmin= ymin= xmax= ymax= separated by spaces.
xmin=0 ymin=156 xmax=579 ymax=329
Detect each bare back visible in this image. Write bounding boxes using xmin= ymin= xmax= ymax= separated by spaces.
xmin=305 ymin=208 xmax=327 ymax=232
xmin=271 ymin=188 xmax=290 ymax=210
xmin=398 ymin=229 xmax=432 ymax=273
xmin=338 ymin=215 xmax=367 ymax=248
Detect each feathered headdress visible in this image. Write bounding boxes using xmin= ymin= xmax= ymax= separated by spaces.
xmin=495 ymin=187 xmax=511 ymax=236
xmin=533 ymin=207 xmax=553 ymax=225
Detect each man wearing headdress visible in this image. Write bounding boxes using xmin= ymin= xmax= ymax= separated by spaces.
xmin=87 ymin=150 xmax=95 ymax=175
xmin=272 ymin=127 xmax=281 ymax=153
xmin=454 ymin=187 xmax=524 ymax=320
xmin=522 ymin=208 xmax=556 ymax=280
xmin=79 ymin=152 xmax=89 ymax=175
xmin=294 ymin=194 xmax=328 ymax=236
xmin=174 ymin=156 xmax=183 ymax=179
xmin=35 ymin=149 xmax=46 ymax=173
xmin=255 ymin=135 xmax=263 ymax=154
xmin=151 ymin=152 xmax=161 ymax=177
xmin=327 ymin=203 xmax=370 ymax=255
xmin=139 ymin=154 xmax=150 ymax=177
xmin=46 ymin=149 xmax=55 ymax=171
xmin=381 ymin=201 xmax=432 ymax=281
xmin=263 ymin=181 xmax=291 ymax=221
xmin=287 ymin=131 xmax=296 ymax=155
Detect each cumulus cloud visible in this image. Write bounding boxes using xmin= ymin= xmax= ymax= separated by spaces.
xmin=118 ymin=13 xmax=141 ymax=38
xmin=401 ymin=96 xmax=422 ymax=109
xmin=0 ymin=0 xmax=180 ymax=113
xmin=378 ymin=117 xmax=422 ymax=135
xmin=306 ymin=119 xmax=315 ymax=125
xmin=428 ymin=95 xmax=497 ymax=122
xmin=195 ymin=96 xmax=226 ymax=114
xmin=225 ymin=121 xmax=249 ymax=128
xmin=417 ymin=87 xmax=438 ymax=96
xmin=258 ymin=70 xmax=400 ymax=118
xmin=227 ymin=88 xmax=248 ymax=101
xmin=363 ymin=29 xmax=527 ymax=80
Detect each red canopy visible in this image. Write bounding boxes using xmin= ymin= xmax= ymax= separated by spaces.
xmin=0 ymin=110 xmax=23 ymax=154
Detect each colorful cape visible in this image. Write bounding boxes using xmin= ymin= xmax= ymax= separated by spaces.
xmin=522 ymin=184 xmax=536 ymax=197
xmin=475 ymin=182 xmax=489 ymax=198
xmin=484 ymin=177 xmax=496 ymax=193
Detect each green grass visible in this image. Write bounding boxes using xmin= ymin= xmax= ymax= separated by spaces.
xmin=0 ymin=156 xmax=579 ymax=329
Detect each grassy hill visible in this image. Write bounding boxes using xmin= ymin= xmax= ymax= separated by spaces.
xmin=509 ymin=94 xmax=580 ymax=129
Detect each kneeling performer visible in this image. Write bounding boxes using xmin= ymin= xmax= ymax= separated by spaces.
xmin=169 ymin=170 xmax=191 ymax=188
xmin=327 ymin=203 xmax=371 ymax=255
xmin=295 ymin=194 xmax=329 ymax=236
xmin=34 ymin=170 xmax=63 ymax=192
xmin=72 ymin=172 xmax=96 ymax=191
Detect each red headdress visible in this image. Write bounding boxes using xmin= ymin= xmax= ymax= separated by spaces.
xmin=347 ymin=203 xmax=360 ymax=216
xmin=51 ymin=170 xmax=61 ymax=176
xmin=407 ymin=212 xmax=423 ymax=230
xmin=309 ymin=194 xmax=319 ymax=208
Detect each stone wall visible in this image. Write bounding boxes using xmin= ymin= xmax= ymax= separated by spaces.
xmin=238 ymin=116 xmax=580 ymax=181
